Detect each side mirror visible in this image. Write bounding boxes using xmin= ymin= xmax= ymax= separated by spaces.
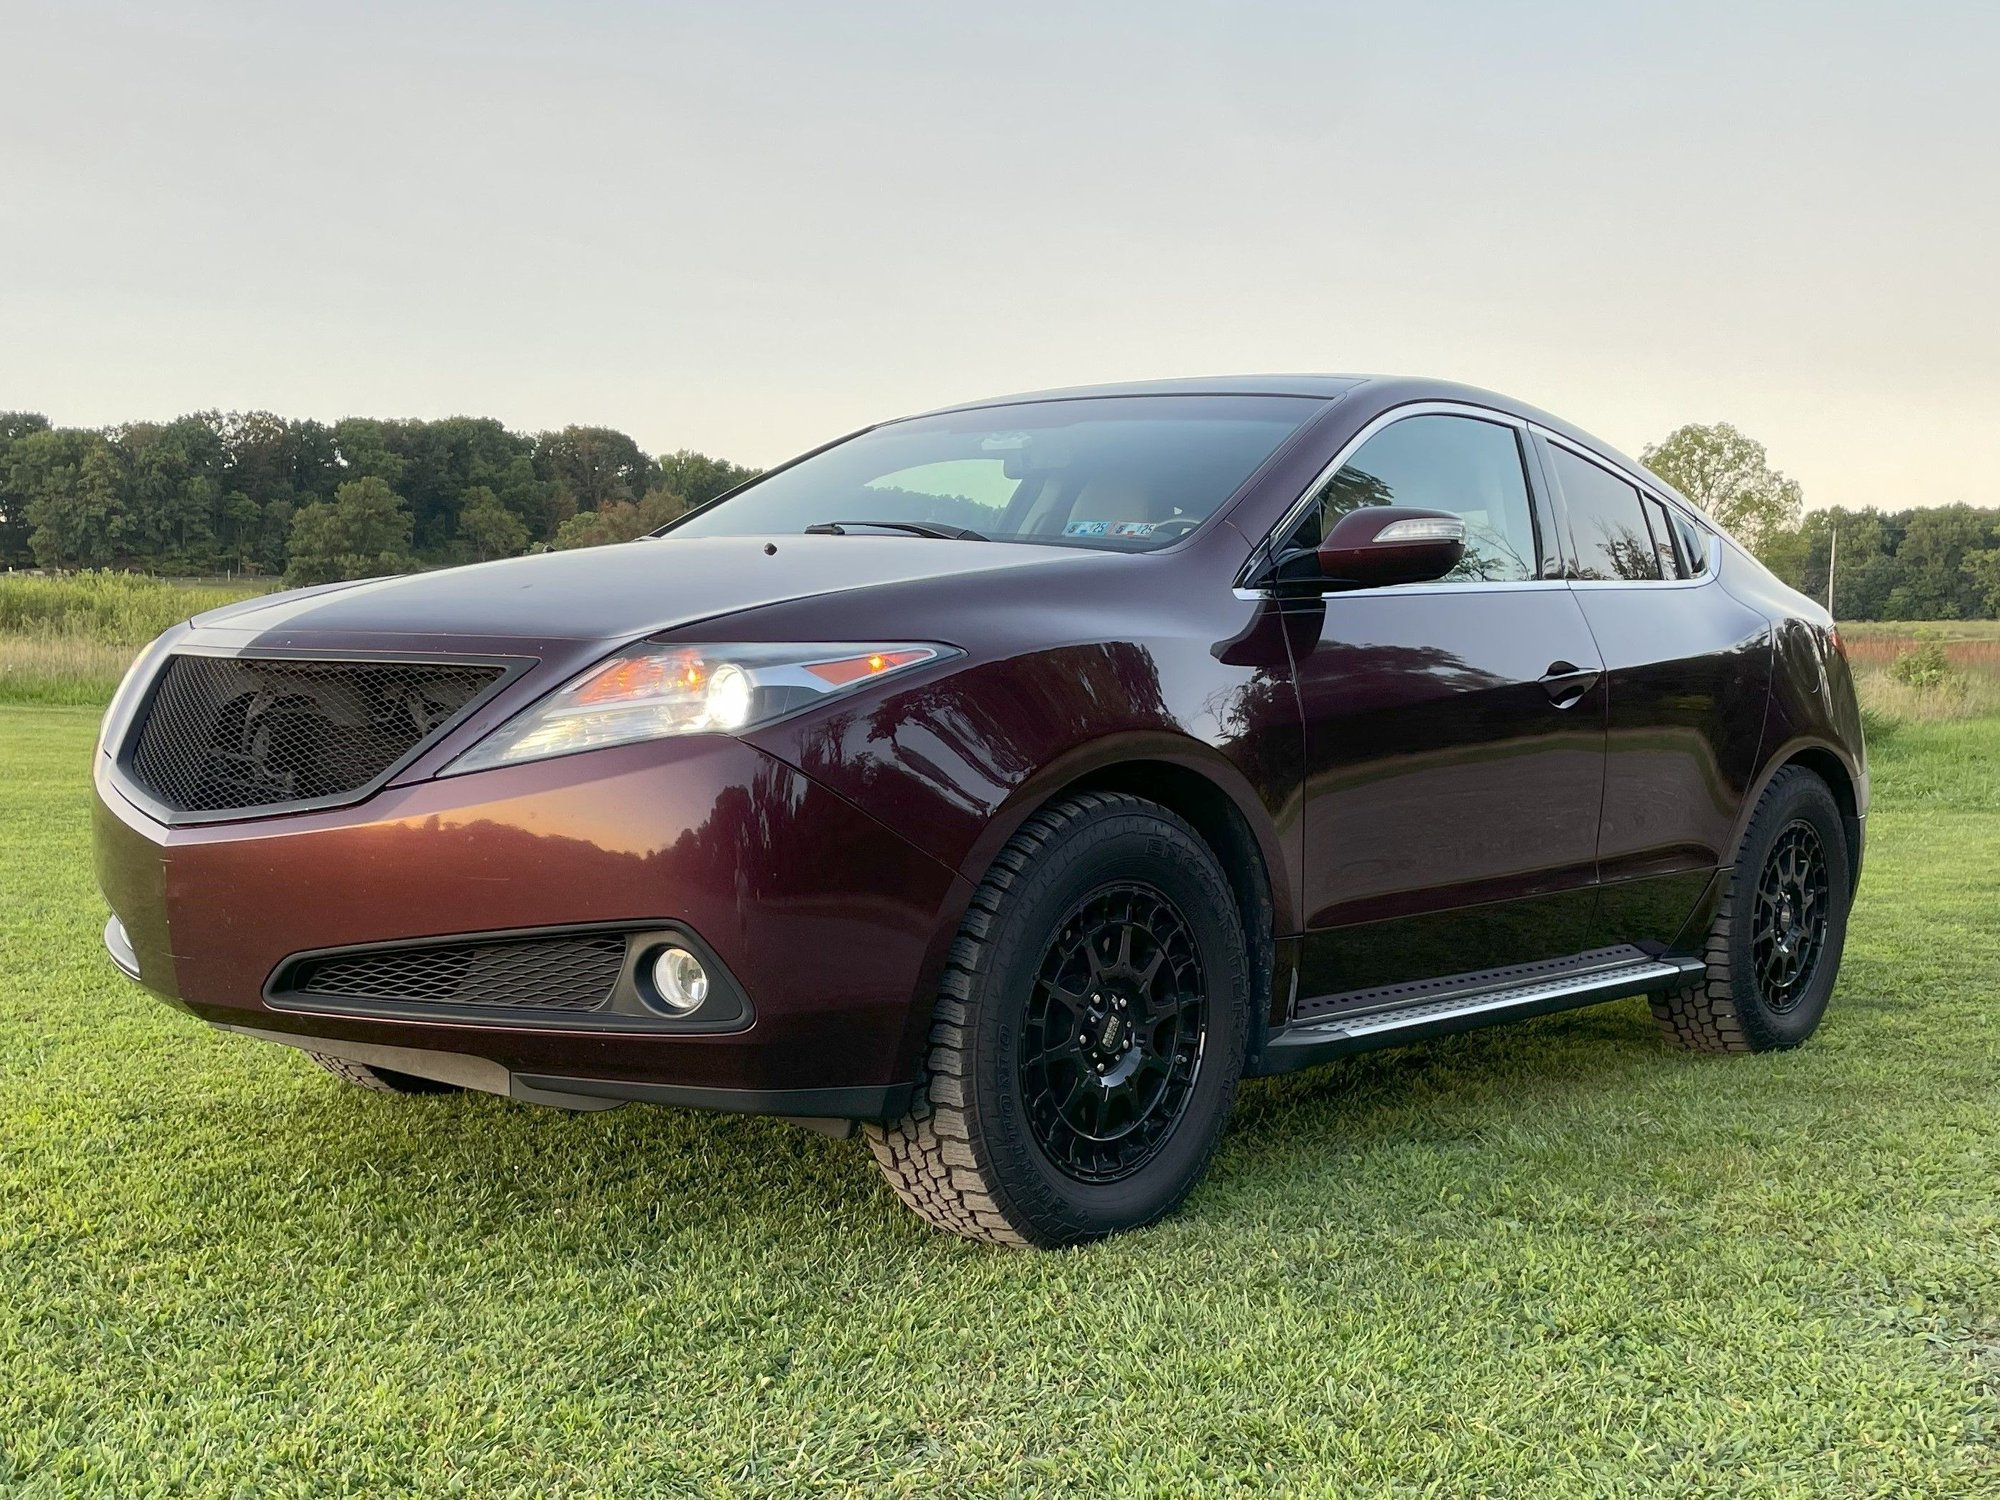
xmin=1314 ymin=506 xmax=1466 ymax=590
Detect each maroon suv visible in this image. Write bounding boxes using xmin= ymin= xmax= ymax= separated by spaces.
xmin=93 ymin=376 xmax=1866 ymax=1245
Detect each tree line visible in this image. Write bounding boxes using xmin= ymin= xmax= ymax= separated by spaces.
xmin=0 ymin=410 xmax=759 ymax=585
xmin=3 ymin=407 xmax=1994 ymax=617
xmin=1753 ymin=506 xmax=2000 ymax=621
xmin=1641 ymin=422 xmax=2000 ymax=620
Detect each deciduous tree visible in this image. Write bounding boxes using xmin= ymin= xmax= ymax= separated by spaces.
xmin=549 ymin=488 xmax=687 ymax=550
xmin=1965 ymin=549 xmax=2000 ymax=617
xmin=119 ymin=414 xmax=227 ymax=568
xmin=657 ymin=449 xmax=761 ymax=511
xmin=456 ymin=486 xmax=529 ymax=561
xmin=13 ymin=428 xmax=125 ymax=568
xmin=284 ymin=476 xmax=415 ymax=585
xmin=536 ymin=426 xmax=654 ymax=516
xmin=0 ymin=411 xmax=54 ymax=564
xmin=1641 ymin=423 xmax=1803 ymax=554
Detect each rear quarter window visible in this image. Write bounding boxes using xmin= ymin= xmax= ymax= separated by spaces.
xmin=1671 ymin=510 xmax=1712 ymax=576
xmin=1642 ymin=496 xmax=1684 ymax=580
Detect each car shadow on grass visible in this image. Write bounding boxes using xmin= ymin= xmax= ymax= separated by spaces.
xmin=1232 ymin=999 xmax=1674 ymax=1136
xmin=193 ymin=996 xmax=1744 ymax=1256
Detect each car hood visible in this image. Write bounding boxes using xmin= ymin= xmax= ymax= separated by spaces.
xmin=192 ymin=535 xmax=1097 ymax=644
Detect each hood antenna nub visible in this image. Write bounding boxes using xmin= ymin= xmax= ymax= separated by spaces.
xmin=763 ymin=542 xmax=777 ymax=556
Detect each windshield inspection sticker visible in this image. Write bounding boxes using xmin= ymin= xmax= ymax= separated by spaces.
xmin=1063 ymin=520 xmax=1111 ymax=536
xmin=1111 ymin=522 xmax=1159 ymax=537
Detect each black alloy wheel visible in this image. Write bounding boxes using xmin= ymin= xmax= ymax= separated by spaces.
xmin=866 ymin=792 xmax=1251 ymax=1246
xmin=1651 ymin=765 xmax=1853 ymax=1054
xmin=1751 ymin=819 xmax=1831 ymax=1013
xmin=1019 ymin=882 xmax=1208 ymax=1184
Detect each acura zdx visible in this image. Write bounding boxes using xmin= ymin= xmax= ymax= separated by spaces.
xmin=93 ymin=376 xmax=1865 ymax=1245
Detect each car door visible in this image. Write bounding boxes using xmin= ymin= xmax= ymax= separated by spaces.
xmin=1533 ymin=434 xmax=1773 ymax=951
xmin=1277 ymin=407 xmax=1610 ymax=1004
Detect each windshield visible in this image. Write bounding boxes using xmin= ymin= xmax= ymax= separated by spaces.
xmin=664 ymin=395 xmax=1322 ymax=552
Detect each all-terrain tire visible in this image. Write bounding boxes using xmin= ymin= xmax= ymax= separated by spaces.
xmin=865 ymin=793 xmax=1252 ymax=1247
xmin=1651 ymin=764 xmax=1853 ymax=1053
xmin=306 ymin=1051 xmax=463 ymax=1095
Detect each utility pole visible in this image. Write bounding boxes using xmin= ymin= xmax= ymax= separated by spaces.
xmin=1826 ymin=527 xmax=1837 ymax=617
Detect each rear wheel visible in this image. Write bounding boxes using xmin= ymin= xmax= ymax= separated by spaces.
xmin=306 ymin=1051 xmax=462 ymax=1095
xmin=1652 ymin=765 xmax=1853 ymax=1053
xmin=866 ymin=793 xmax=1251 ymax=1247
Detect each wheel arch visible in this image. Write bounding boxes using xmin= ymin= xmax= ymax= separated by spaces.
xmin=1742 ymin=737 xmax=1864 ymax=893
xmin=1062 ymin=758 xmax=1280 ymax=1043
xmin=893 ymin=736 xmax=1292 ymax=1083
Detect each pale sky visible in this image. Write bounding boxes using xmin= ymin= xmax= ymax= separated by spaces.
xmin=2 ymin=0 xmax=1995 ymax=512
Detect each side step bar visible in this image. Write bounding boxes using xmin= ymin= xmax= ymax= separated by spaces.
xmin=1258 ymin=956 xmax=1706 ymax=1076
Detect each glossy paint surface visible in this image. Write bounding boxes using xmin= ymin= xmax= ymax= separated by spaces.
xmin=94 ymin=736 xmax=967 ymax=1093
xmin=89 ymin=376 xmax=1869 ymax=1101
xmin=191 ymin=533 xmax=1106 ymax=643
xmin=1287 ymin=586 xmax=1608 ymax=998
xmin=1569 ymin=573 xmax=1773 ymax=951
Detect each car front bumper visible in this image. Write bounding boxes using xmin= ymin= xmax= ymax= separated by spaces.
xmin=93 ymin=733 xmax=970 ymax=1118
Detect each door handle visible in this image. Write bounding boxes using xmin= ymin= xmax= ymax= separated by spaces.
xmin=1539 ymin=661 xmax=1600 ymax=708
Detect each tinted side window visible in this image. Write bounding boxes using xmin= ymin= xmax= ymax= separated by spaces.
xmin=1671 ymin=510 xmax=1711 ymax=576
xmin=1549 ymin=447 xmax=1660 ymax=581
xmin=1294 ymin=415 xmax=1540 ymax=583
xmin=1642 ymin=496 xmax=1683 ymax=580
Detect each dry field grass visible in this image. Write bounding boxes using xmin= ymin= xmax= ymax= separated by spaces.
xmin=0 ymin=572 xmax=271 ymax=705
xmin=1843 ymin=625 xmax=2000 ymax=727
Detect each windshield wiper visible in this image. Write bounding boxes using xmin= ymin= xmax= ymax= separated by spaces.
xmin=803 ymin=519 xmax=989 ymax=542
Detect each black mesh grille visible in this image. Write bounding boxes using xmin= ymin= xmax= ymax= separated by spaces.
xmin=126 ymin=654 xmax=504 ymax=815
xmin=289 ymin=934 xmax=628 ymax=1012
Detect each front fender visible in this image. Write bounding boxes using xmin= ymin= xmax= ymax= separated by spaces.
xmin=953 ymin=728 xmax=1296 ymax=925
xmin=747 ymin=642 xmax=1301 ymax=925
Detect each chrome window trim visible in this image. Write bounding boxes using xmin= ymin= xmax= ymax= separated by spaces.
xmin=1235 ymin=400 xmax=1544 ymax=596
xmin=1531 ymin=426 xmax=1724 ymax=591
xmin=1561 ymin=533 xmax=1722 ymax=591
xmin=1231 ymin=578 xmax=1573 ymax=602
xmin=1233 ymin=400 xmax=1729 ymax=600
xmin=1237 ymin=532 xmax=1719 ymax=599
xmin=1532 ymin=426 xmax=1727 ymax=539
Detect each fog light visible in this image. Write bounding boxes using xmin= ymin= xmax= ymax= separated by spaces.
xmin=651 ymin=946 xmax=710 ymax=1014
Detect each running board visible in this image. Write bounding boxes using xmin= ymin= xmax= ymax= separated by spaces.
xmin=1257 ymin=956 xmax=1706 ymax=1076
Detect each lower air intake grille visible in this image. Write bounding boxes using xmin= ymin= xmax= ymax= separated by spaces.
xmin=126 ymin=654 xmax=506 ymax=816
xmin=289 ymin=934 xmax=629 ymax=1013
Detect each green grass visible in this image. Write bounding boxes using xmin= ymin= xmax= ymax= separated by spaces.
xmin=0 ymin=573 xmax=271 ymax=705
xmin=0 ymin=571 xmax=271 ymax=639
xmin=2 ymin=708 xmax=1996 ymax=1497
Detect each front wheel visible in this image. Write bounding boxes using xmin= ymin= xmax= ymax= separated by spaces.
xmin=866 ymin=793 xmax=1252 ymax=1247
xmin=1652 ymin=765 xmax=1854 ymax=1053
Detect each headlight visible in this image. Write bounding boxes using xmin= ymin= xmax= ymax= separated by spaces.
xmin=444 ymin=641 xmax=954 ymax=774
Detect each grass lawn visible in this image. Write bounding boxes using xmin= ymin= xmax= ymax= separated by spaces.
xmin=2 ymin=706 xmax=1996 ymax=1497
